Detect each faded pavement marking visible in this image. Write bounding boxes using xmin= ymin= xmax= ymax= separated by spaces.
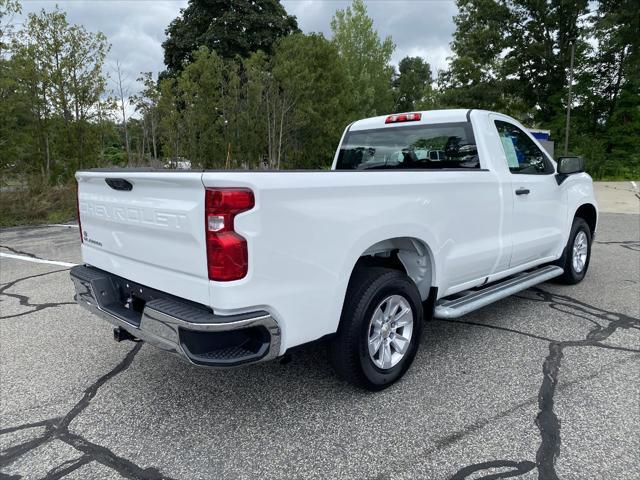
xmin=0 ymin=252 xmax=78 ymax=268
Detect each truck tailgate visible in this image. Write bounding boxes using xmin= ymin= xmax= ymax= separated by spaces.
xmin=76 ymin=171 xmax=210 ymax=305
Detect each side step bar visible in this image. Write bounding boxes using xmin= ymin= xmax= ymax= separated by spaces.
xmin=434 ymin=266 xmax=564 ymax=319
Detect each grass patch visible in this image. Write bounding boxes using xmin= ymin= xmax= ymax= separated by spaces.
xmin=0 ymin=184 xmax=77 ymax=227
xmin=591 ymin=174 xmax=640 ymax=181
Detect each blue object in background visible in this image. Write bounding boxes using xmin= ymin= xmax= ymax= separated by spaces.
xmin=529 ymin=129 xmax=550 ymax=141
xmin=527 ymin=129 xmax=554 ymax=157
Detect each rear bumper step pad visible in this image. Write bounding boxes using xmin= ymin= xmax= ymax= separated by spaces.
xmin=70 ymin=265 xmax=281 ymax=367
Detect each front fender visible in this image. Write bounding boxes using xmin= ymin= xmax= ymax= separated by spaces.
xmin=563 ymin=173 xmax=598 ymax=243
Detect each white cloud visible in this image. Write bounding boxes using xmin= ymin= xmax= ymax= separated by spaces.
xmin=283 ymin=0 xmax=457 ymax=72
xmin=17 ymin=0 xmax=186 ymax=102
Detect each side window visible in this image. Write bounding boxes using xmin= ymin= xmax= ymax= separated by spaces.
xmin=495 ymin=120 xmax=553 ymax=174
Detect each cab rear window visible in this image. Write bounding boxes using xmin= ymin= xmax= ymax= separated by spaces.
xmin=335 ymin=122 xmax=479 ymax=170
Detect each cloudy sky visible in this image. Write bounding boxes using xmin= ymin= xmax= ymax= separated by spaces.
xmin=17 ymin=0 xmax=458 ymax=98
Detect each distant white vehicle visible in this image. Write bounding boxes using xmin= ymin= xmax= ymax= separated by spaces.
xmin=72 ymin=109 xmax=597 ymax=390
xmin=164 ymin=158 xmax=192 ymax=170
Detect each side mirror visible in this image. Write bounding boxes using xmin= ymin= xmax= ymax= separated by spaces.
xmin=557 ymin=156 xmax=585 ymax=174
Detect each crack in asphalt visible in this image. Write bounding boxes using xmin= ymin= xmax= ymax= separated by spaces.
xmin=0 ymin=473 xmax=21 ymax=479
xmin=41 ymin=455 xmax=91 ymax=480
xmin=0 ymin=270 xmax=75 ymax=319
xmin=525 ymin=288 xmax=640 ymax=480
xmin=448 ymin=460 xmax=536 ymax=479
xmin=443 ymin=287 xmax=640 ymax=480
xmin=0 ymin=342 xmax=177 ymax=480
xmin=369 ymin=353 xmax=637 ymax=480
xmin=0 ymin=254 xmax=176 ymax=478
xmin=2 ymin=288 xmax=638 ymax=480
xmin=594 ymin=240 xmax=640 ymax=252
xmin=436 ymin=318 xmax=555 ymax=343
xmin=0 ymin=246 xmax=42 ymax=259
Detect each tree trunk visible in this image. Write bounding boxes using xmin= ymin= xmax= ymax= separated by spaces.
xmin=44 ymin=133 xmax=50 ymax=178
xmin=607 ymin=47 xmax=627 ymax=123
xmin=277 ymin=99 xmax=285 ymax=170
xmin=79 ymin=123 xmax=84 ymax=170
xmin=140 ymin=122 xmax=146 ymax=164
xmin=151 ymin=117 xmax=158 ymax=161
xmin=265 ymin=89 xmax=272 ymax=169
xmin=116 ymin=61 xmax=131 ymax=165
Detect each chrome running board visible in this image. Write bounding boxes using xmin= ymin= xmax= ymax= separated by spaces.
xmin=434 ymin=266 xmax=564 ymax=319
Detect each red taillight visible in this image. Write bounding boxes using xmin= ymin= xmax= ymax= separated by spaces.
xmin=76 ymin=180 xmax=83 ymax=243
xmin=385 ymin=112 xmax=422 ymax=124
xmin=205 ymin=188 xmax=255 ymax=281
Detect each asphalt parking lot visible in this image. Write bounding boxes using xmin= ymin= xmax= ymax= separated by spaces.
xmin=1 ymin=184 xmax=639 ymax=480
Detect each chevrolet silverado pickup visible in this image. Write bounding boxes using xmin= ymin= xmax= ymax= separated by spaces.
xmin=71 ymin=109 xmax=598 ymax=390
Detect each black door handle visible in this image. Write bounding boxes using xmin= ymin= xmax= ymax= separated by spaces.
xmin=515 ymin=188 xmax=530 ymax=195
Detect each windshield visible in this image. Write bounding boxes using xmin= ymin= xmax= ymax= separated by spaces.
xmin=335 ymin=122 xmax=479 ymax=170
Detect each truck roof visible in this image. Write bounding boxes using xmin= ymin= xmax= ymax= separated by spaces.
xmin=349 ymin=109 xmax=473 ymax=131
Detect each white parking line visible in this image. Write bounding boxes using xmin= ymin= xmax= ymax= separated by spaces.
xmin=0 ymin=252 xmax=78 ymax=267
xmin=47 ymin=224 xmax=79 ymax=228
xmin=631 ymin=181 xmax=638 ymax=191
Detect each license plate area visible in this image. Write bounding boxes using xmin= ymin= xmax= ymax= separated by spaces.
xmin=101 ymin=277 xmax=157 ymax=327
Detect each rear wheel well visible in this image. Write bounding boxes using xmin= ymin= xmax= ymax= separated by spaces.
xmin=352 ymin=237 xmax=433 ymax=301
xmin=575 ymin=203 xmax=597 ymax=235
xmin=353 ymin=253 xmax=405 ymax=273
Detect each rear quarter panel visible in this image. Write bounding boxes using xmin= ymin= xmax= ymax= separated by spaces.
xmin=202 ymin=170 xmax=503 ymax=352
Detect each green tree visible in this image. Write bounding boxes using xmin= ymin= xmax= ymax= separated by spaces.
xmin=503 ymin=0 xmax=590 ymax=124
xmin=442 ymin=0 xmax=638 ymax=179
xmin=7 ymin=7 xmax=110 ymax=179
xmin=271 ymin=33 xmax=350 ymax=168
xmin=0 ymin=1 xmax=25 ymax=178
xmin=393 ymin=56 xmax=433 ymax=112
xmin=162 ymin=0 xmax=298 ymax=75
xmin=156 ymin=33 xmax=351 ymax=170
xmin=177 ymin=47 xmax=224 ymax=168
xmin=0 ymin=0 xmax=21 ymax=57
xmin=572 ymin=0 xmax=640 ymax=178
xmin=131 ymin=72 xmax=161 ymax=161
xmin=438 ymin=0 xmax=523 ymax=113
xmin=330 ymin=0 xmax=395 ymax=118
xmin=441 ymin=0 xmax=590 ymax=123
xmin=209 ymin=51 xmax=266 ymax=169
xmin=157 ymin=77 xmax=183 ymax=163
xmin=0 ymin=56 xmax=32 ymax=178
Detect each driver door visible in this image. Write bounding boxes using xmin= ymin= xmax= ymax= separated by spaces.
xmin=493 ymin=119 xmax=567 ymax=268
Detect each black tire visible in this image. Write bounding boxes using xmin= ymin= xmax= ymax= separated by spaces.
xmin=329 ymin=267 xmax=423 ymax=391
xmin=554 ymin=217 xmax=592 ymax=285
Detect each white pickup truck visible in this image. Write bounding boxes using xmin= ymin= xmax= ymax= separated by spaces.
xmin=71 ymin=109 xmax=597 ymax=390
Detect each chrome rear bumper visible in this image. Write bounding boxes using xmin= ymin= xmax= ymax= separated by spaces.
xmin=70 ymin=265 xmax=281 ymax=367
